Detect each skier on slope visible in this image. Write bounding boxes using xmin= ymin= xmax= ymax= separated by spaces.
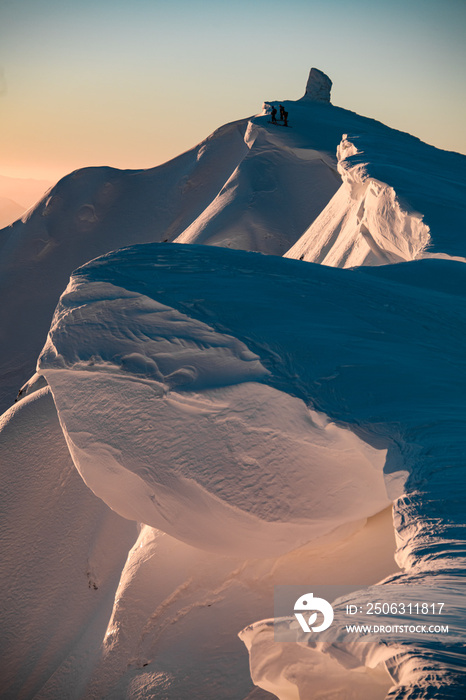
xmin=271 ymin=106 xmax=277 ymax=123
xmin=279 ymin=104 xmax=285 ymax=121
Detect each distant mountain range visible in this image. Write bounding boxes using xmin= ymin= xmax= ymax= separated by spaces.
xmin=0 ymin=173 xmax=52 ymax=227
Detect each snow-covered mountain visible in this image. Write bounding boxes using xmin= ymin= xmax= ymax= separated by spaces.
xmin=1 ymin=68 xmax=465 ymax=699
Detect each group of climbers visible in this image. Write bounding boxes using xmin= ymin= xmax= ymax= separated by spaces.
xmin=270 ymin=104 xmax=289 ymax=127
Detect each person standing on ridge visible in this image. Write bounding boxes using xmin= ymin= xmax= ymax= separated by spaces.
xmin=283 ymin=109 xmax=289 ymax=127
xmin=271 ymin=106 xmax=277 ymax=123
xmin=279 ymin=104 xmax=285 ymax=121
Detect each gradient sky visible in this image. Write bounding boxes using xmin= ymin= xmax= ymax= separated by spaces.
xmin=1 ymin=0 xmax=465 ymax=182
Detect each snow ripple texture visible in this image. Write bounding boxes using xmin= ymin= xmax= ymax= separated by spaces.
xmin=38 ymin=250 xmax=389 ymax=557
xmin=38 ymin=243 xmax=466 ymax=697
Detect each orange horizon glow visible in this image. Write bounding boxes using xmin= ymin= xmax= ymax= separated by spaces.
xmin=1 ymin=0 xmax=465 ymax=185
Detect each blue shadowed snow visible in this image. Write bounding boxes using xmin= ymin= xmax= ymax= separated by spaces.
xmin=49 ymin=242 xmax=466 ymax=560
xmin=49 ymin=242 xmax=465 ymax=695
xmin=73 ymin=243 xmax=466 ymax=427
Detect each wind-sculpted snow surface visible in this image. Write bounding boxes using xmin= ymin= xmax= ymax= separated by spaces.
xmin=173 ymin=117 xmax=340 ymax=254
xmin=0 ymin=383 xmax=397 ymax=699
xmin=285 ymin=127 xmax=466 ymax=267
xmin=37 ymin=243 xmax=466 ymax=696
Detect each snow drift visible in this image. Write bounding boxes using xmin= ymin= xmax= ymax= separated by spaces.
xmin=2 ymin=67 xmax=465 ymax=416
xmin=35 ymin=242 xmax=466 ymax=696
xmin=285 ymin=125 xmax=466 ymax=267
xmin=0 ymin=118 xmax=250 ymax=413
xmin=2 ymin=66 xmax=466 ymax=699
xmin=0 ymin=374 xmax=397 ymax=699
xmin=0 ymin=388 xmax=138 ymax=699
xmin=38 ymin=247 xmax=390 ymax=557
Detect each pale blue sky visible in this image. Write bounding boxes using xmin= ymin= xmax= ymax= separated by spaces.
xmin=1 ymin=0 xmax=465 ymax=180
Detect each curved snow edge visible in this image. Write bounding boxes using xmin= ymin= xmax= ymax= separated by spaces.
xmin=285 ymin=135 xmax=432 ymax=268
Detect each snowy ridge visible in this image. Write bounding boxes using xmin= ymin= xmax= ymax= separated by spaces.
xmin=0 ymin=105 xmax=341 ymax=413
xmin=2 ymin=67 xmax=466 ymax=698
xmin=285 ymin=129 xmax=466 ymax=268
xmin=0 ymin=119 xmax=250 ymax=413
xmin=286 ymin=135 xmax=432 ymax=266
xmin=35 ymin=242 xmax=466 ymax=697
xmin=337 ymin=133 xmax=431 ymax=262
xmin=174 ymin=117 xmax=339 ymax=254
xmin=38 ymin=254 xmax=389 ymax=557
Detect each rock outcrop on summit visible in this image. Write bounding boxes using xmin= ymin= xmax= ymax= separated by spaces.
xmin=301 ymin=66 xmax=333 ymax=102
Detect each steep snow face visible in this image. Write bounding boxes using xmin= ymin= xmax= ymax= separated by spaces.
xmin=301 ymin=67 xmax=332 ymax=102
xmin=0 ymin=383 xmax=396 ymax=700
xmin=37 ymin=244 xmax=466 ymax=696
xmin=286 ymin=130 xmax=466 ymax=267
xmin=0 ymin=388 xmax=138 ymax=699
xmin=285 ymin=136 xmax=431 ymax=266
xmin=174 ymin=118 xmax=340 ymax=254
xmin=0 ymin=101 xmax=343 ymax=413
xmin=81 ymin=512 xmax=395 ymax=700
xmin=38 ymin=252 xmax=389 ymax=557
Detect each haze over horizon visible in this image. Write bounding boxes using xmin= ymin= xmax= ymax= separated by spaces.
xmin=1 ymin=0 xmax=465 ymax=184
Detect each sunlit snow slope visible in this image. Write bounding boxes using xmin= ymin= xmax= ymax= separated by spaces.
xmin=36 ymin=242 xmax=466 ymax=698
xmin=285 ymin=128 xmax=466 ymax=267
xmin=0 ymin=388 xmax=138 ymax=699
xmin=2 ymin=67 xmax=466 ymax=699
xmin=0 ymin=119 xmax=249 ymax=413
xmin=37 ymin=247 xmax=390 ymax=557
xmin=1 ymin=342 xmax=397 ymax=699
